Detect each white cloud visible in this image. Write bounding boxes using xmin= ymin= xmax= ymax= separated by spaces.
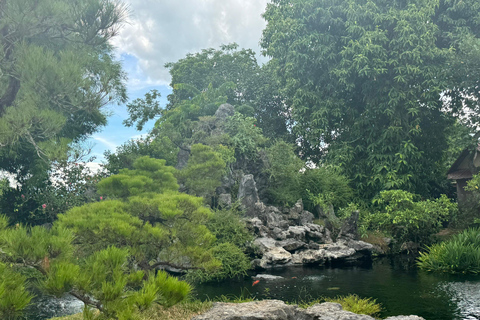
xmin=112 ymin=0 xmax=270 ymax=85
xmin=92 ymin=136 xmax=118 ymax=151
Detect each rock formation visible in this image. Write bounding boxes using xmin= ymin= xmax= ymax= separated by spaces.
xmin=192 ymin=300 xmax=424 ymax=320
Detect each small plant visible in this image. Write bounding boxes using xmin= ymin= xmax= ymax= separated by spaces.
xmin=296 ymin=294 xmax=381 ymax=317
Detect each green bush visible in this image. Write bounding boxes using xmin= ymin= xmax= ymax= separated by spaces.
xmin=369 ymin=190 xmax=457 ymax=246
xmin=418 ymin=228 xmax=480 ymax=274
xmin=298 ymin=294 xmax=381 ymax=316
xmin=207 ymin=208 xmax=254 ymax=249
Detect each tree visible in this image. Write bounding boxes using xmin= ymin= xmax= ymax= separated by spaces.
xmin=124 ymin=44 xmax=291 ymax=141
xmin=0 ymin=216 xmax=192 ymax=320
xmin=261 ymin=0 xmax=480 ymax=200
xmin=0 ymin=0 xmax=127 ymax=183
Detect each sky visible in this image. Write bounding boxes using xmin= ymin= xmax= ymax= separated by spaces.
xmin=88 ymin=0 xmax=270 ymax=163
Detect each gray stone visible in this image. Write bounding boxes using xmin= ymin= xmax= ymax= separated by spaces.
xmin=263 ymin=247 xmax=292 ymax=265
xmin=305 ymin=302 xmax=375 ymax=319
xmin=299 ymin=210 xmax=315 ymax=225
xmin=271 ymin=227 xmax=288 ymax=240
xmin=214 ymin=103 xmax=235 ymax=120
xmin=278 ymin=238 xmax=306 ymax=252
xmin=322 ymin=243 xmax=356 ymax=260
xmin=176 ymin=147 xmax=190 ymax=169
xmin=288 ymin=226 xmax=306 ymax=241
xmin=291 ymin=249 xmax=326 ymax=265
xmin=253 ymin=274 xmax=284 ymax=281
xmin=254 ymin=237 xmax=278 ymax=254
xmin=384 ymin=317 xmax=425 ymax=320
xmin=192 ymin=300 xmax=298 ymax=320
xmin=192 ymin=300 xmax=422 ymax=320
xmin=337 ymin=210 xmax=360 ymax=240
xmin=218 ymin=193 xmax=232 ymax=208
xmin=238 ymin=174 xmax=260 ymax=216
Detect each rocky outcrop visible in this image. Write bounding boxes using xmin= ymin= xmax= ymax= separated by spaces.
xmin=192 ymin=300 xmax=425 ymax=320
xmin=238 ymin=174 xmax=260 ymax=216
xmin=242 ymin=196 xmax=373 ymax=269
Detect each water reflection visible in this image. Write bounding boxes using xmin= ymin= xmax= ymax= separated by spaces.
xmin=440 ymin=281 xmax=480 ymax=320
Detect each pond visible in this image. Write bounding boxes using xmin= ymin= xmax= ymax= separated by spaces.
xmin=29 ymin=256 xmax=480 ymax=320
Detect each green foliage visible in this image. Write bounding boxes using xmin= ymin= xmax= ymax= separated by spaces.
xmin=301 ymin=167 xmax=353 ymax=213
xmin=206 ymin=209 xmax=254 ymax=249
xmin=0 ymin=158 xmax=106 ymax=225
xmin=177 ymin=144 xmax=226 ymax=200
xmin=260 ymin=0 xmax=480 ymax=200
xmin=264 ymin=141 xmax=304 ymax=206
xmin=104 ymin=137 xmax=178 ymax=174
xmin=163 ymin=43 xmax=290 ymax=140
xmin=0 ymin=0 xmax=127 ymax=183
xmin=418 ymin=228 xmax=480 ymax=274
xmin=224 ymin=112 xmax=268 ymax=159
xmin=98 ymin=156 xmax=178 ymax=199
xmin=186 ymin=242 xmax=251 ymax=283
xmin=0 ymin=263 xmax=33 ymax=320
xmin=264 ymin=140 xmax=352 ymax=210
xmin=369 ymin=190 xmax=457 ymax=245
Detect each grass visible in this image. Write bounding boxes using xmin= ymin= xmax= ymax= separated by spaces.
xmin=418 ymin=228 xmax=480 ymax=274
xmin=296 ymin=294 xmax=382 ymax=317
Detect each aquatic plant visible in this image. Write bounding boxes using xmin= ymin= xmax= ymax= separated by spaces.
xmin=418 ymin=228 xmax=480 ymax=274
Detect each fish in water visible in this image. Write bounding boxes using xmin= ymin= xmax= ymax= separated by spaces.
xmin=327 ymin=287 xmax=340 ymax=290
xmin=252 ymin=280 xmax=260 ymax=286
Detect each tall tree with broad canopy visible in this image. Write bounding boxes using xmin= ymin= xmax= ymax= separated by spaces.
xmin=0 ymin=0 xmax=127 ymax=184
xmin=125 ymin=44 xmax=291 ymax=140
xmin=261 ymin=0 xmax=480 ymax=199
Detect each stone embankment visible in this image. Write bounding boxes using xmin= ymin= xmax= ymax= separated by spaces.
xmin=192 ymin=300 xmax=424 ymax=320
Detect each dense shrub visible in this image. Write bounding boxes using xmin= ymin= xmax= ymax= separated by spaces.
xmin=368 ymin=190 xmax=457 ymax=246
xmin=418 ymin=228 xmax=480 ymax=274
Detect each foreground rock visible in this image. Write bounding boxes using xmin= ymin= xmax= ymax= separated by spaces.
xmin=192 ymin=300 xmax=425 ymax=320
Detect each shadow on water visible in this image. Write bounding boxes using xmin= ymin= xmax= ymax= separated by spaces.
xmin=27 ymin=256 xmax=480 ymax=320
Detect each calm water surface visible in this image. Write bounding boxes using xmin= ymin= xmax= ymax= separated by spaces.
xmin=192 ymin=256 xmax=480 ymax=320
xmin=29 ymin=256 xmax=480 ymax=320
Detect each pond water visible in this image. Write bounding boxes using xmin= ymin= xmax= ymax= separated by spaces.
xmin=192 ymin=256 xmax=480 ymax=320
xmin=29 ymin=256 xmax=480 ymax=320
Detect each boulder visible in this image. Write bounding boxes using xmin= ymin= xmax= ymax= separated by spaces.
xmin=291 ymin=249 xmax=326 ymax=265
xmin=192 ymin=300 xmax=424 ymax=320
xmin=192 ymin=300 xmax=297 ymax=320
xmin=217 ymin=193 xmax=232 ymax=208
xmin=337 ymin=210 xmax=360 ymax=240
xmin=238 ymin=174 xmax=260 ymax=216
xmin=252 ymin=274 xmax=284 ymax=281
xmin=262 ymin=247 xmax=292 ymax=265
xmin=384 ymin=317 xmax=425 ymax=320
xmin=304 ymin=302 xmax=375 ymax=320
xmin=254 ymin=237 xmax=278 ymax=254
xmin=277 ymin=239 xmax=306 ymax=252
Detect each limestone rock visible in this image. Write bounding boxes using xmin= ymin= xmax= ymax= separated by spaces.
xmin=277 ymin=238 xmax=306 ymax=252
xmin=305 ymin=302 xmax=375 ymax=320
xmin=337 ymin=210 xmax=360 ymax=240
xmin=238 ymin=174 xmax=260 ymax=216
xmin=217 ymin=193 xmax=232 ymax=208
xmin=192 ymin=300 xmax=422 ymax=320
xmin=253 ymin=274 xmax=284 ymax=281
xmin=384 ymin=317 xmax=425 ymax=320
xmin=263 ymin=247 xmax=292 ymax=265
xmin=291 ymin=249 xmax=326 ymax=265
xmin=192 ymin=300 xmax=298 ymax=320
xmin=254 ymin=237 xmax=278 ymax=254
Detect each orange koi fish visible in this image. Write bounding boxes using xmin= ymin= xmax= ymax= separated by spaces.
xmin=252 ymin=280 xmax=260 ymax=286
